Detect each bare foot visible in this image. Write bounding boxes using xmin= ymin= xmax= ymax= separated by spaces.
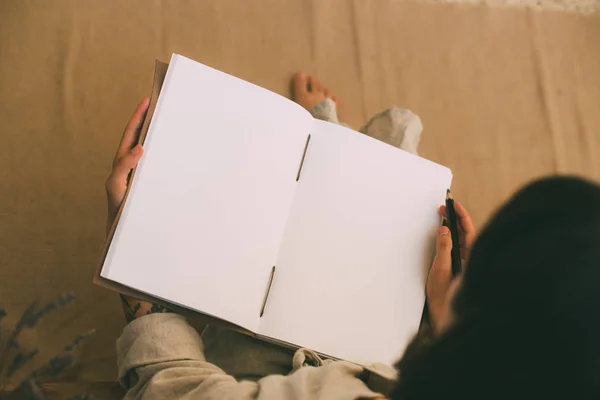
xmin=292 ymin=72 xmax=340 ymax=111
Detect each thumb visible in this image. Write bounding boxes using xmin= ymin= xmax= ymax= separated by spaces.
xmin=433 ymin=226 xmax=453 ymax=274
xmin=427 ymin=226 xmax=454 ymax=331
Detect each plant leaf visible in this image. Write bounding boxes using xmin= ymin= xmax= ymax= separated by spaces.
xmin=7 ymin=300 xmax=38 ymax=349
xmin=31 ymin=353 xmax=76 ymax=380
xmin=64 ymin=329 xmax=96 ymax=352
xmin=6 ymin=348 xmax=39 ymax=377
xmin=0 ymin=307 xmax=6 ymax=342
xmin=30 ymin=292 xmax=75 ymax=327
xmin=15 ymin=300 xmax=39 ymax=329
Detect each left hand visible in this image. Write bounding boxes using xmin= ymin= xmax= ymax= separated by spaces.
xmin=105 ymin=98 xmax=150 ymax=234
xmin=438 ymin=201 xmax=476 ymax=263
xmin=105 ymin=98 xmax=155 ymax=323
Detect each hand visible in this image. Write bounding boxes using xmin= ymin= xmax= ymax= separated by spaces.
xmin=105 ymin=98 xmax=167 ymax=323
xmin=438 ymin=201 xmax=475 ymax=264
xmin=105 ymin=98 xmax=150 ymax=235
xmin=426 ymin=201 xmax=475 ymax=332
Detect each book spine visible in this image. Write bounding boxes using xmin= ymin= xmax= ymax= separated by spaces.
xmin=296 ymin=135 xmax=311 ymax=181
xmin=259 ymin=266 xmax=276 ymax=317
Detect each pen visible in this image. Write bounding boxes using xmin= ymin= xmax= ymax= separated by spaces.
xmin=446 ymin=189 xmax=462 ymax=276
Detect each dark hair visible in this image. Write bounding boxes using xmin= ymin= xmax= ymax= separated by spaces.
xmin=391 ymin=177 xmax=600 ymax=399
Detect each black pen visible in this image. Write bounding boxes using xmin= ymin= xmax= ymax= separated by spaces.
xmin=446 ymin=189 xmax=462 ymax=276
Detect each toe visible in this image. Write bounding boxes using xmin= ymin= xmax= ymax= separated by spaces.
xmin=308 ymin=76 xmax=323 ymax=92
xmin=324 ymin=88 xmax=331 ymax=97
xmin=293 ymin=72 xmax=309 ymax=94
xmin=332 ymin=96 xmax=340 ymax=106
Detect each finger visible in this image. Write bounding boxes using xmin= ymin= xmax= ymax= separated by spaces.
xmin=117 ymin=98 xmax=150 ymax=159
xmin=432 ymin=226 xmax=453 ymax=275
xmin=438 ymin=205 xmax=447 ymax=218
xmin=454 ymin=201 xmax=476 ymax=247
xmin=440 ymin=203 xmax=473 ymax=241
xmin=427 ymin=226 xmax=454 ymax=330
xmin=108 ymin=145 xmax=143 ymax=190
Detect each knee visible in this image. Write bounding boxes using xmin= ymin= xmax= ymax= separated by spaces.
xmin=385 ymin=107 xmax=418 ymax=123
xmin=383 ymin=107 xmax=422 ymax=132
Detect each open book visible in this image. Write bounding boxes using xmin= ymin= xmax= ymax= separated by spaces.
xmin=99 ymin=54 xmax=452 ymax=367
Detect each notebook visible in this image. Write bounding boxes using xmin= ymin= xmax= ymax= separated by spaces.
xmin=99 ymin=54 xmax=452 ymax=367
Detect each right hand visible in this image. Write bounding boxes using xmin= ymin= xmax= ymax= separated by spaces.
xmin=426 ymin=200 xmax=476 ymax=332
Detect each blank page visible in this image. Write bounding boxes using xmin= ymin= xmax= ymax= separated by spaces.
xmin=258 ymin=120 xmax=452 ymax=365
xmin=101 ymin=55 xmax=312 ymax=331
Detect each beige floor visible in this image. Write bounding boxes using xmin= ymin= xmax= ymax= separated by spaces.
xmin=0 ymin=0 xmax=599 ymax=385
xmin=428 ymin=0 xmax=600 ymax=13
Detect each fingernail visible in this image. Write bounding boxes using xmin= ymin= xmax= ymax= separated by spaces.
xmin=439 ymin=226 xmax=450 ymax=236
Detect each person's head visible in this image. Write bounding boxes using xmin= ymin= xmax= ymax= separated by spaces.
xmin=391 ymin=176 xmax=600 ymax=399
